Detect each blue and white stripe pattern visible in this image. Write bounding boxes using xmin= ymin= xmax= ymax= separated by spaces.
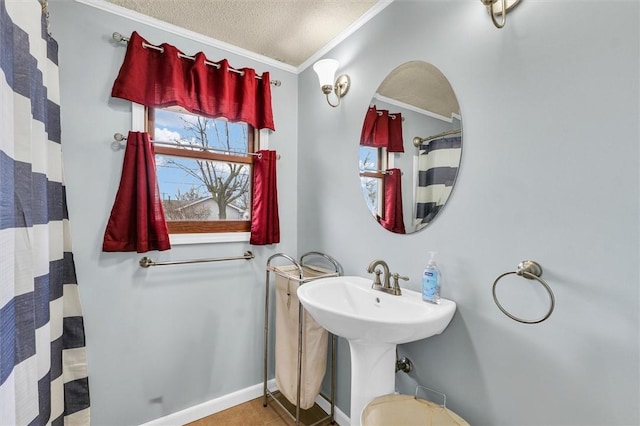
xmin=1 ymin=1 xmax=90 ymax=424
xmin=415 ymin=136 xmax=462 ymax=226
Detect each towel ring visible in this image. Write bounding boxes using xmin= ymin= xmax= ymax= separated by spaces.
xmin=492 ymin=260 xmax=555 ymax=324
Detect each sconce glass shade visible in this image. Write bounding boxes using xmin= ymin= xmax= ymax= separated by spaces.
xmin=313 ymin=59 xmax=339 ymax=91
xmin=313 ymin=58 xmax=350 ymax=107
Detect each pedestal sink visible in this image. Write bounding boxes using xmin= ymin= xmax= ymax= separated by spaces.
xmin=297 ymin=276 xmax=456 ymax=426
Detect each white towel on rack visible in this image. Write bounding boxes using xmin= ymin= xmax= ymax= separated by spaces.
xmin=274 ymin=271 xmax=328 ymax=410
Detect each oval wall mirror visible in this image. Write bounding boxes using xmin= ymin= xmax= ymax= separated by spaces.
xmin=358 ymin=60 xmax=462 ymax=234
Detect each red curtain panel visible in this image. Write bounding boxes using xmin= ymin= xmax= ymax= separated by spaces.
xmin=387 ymin=112 xmax=404 ymax=153
xmin=102 ymin=131 xmax=171 ymax=253
xmin=372 ymin=109 xmax=390 ymax=148
xmin=111 ymin=31 xmax=275 ymax=131
xmin=380 ymin=168 xmax=406 ymax=234
xmin=250 ymin=150 xmax=280 ymax=245
xmin=360 ymin=105 xmax=378 ymax=146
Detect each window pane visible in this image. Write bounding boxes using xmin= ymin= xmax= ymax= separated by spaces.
xmin=156 ymin=154 xmax=251 ymax=221
xmin=153 ymin=107 xmax=253 ymax=222
xmin=359 ymin=146 xmax=379 ymax=171
xmin=154 ymin=108 xmax=251 ymax=156
xmin=360 ymin=176 xmax=380 ymax=216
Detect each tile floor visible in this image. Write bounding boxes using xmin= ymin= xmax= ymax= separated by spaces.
xmin=186 ymin=393 xmax=338 ymax=426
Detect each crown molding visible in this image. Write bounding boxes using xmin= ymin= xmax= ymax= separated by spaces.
xmin=297 ymin=0 xmax=394 ymax=73
xmin=75 ymin=0 xmax=393 ymax=75
xmin=373 ymin=93 xmax=459 ymax=123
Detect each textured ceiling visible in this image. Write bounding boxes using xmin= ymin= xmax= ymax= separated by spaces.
xmin=377 ymin=61 xmax=460 ymax=120
xmin=105 ymin=0 xmax=379 ymax=67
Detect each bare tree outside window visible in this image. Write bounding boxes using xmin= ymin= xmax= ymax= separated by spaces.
xmin=155 ymin=110 xmax=252 ymax=221
xmin=359 ymin=150 xmax=379 ymax=213
xmin=177 ymin=116 xmax=248 ymax=219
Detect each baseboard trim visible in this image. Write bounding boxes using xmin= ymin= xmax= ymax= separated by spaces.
xmin=140 ymin=380 xmax=277 ymax=425
xmin=140 ymin=381 xmax=351 ymax=426
xmin=315 ymin=394 xmax=351 ymax=426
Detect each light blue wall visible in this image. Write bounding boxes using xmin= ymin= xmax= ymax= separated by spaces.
xmin=299 ymin=1 xmax=639 ymax=425
xmin=49 ymin=2 xmax=298 ymax=425
xmin=48 ymin=0 xmax=639 ymax=425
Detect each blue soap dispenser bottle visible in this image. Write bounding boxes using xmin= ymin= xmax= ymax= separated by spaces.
xmin=422 ymin=251 xmax=441 ymax=304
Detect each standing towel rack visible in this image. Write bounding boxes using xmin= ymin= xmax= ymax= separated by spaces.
xmin=139 ymin=251 xmax=254 ymax=268
xmin=263 ymin=252 xmax=341 ymax=425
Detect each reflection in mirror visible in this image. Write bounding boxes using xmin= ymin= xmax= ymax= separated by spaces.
xmin=359 ymin=61 xmax=462 ymax=234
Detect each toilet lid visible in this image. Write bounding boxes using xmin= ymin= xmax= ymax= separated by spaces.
xmin=361 ymin=394 xmax=469 ymax=426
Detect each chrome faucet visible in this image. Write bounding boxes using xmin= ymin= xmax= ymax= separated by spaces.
xmin=367 ymin=260 xmax=408 ymax=296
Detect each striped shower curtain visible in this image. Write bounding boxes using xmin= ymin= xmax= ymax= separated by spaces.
xmin=415 ymin=136 xmax=461 ymax=227
xmin=0 ymin=1 xmax=90 ymax=424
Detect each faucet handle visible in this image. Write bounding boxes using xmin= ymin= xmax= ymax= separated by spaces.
xmin=392 ymin=273 xmax=409 ymax=283
xmin=391 ymin=273 xmax=409 ymax=295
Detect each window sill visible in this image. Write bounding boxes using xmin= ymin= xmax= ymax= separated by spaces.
xmin=169 ymin=232 xmax=250 ymax=245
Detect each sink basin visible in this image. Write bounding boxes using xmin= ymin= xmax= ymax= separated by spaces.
xmin=297 ymin=276 xmax=456 ymax=426
xmin=297 ymin=275 xmax=456 ymax=344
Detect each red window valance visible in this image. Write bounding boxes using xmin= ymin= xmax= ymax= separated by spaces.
xmin=111 ymin=31 xmax=275 ymax=131
xmin=360 ymin=106 xmax=404 ymax=152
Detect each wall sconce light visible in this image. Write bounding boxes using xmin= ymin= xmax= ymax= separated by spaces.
xmin=481 ymin=0 xmax=521 ymax=29
xmin=313 ymin=59 xmax=350 ymax=108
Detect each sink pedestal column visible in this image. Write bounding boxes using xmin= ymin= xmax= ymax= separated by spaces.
xmin=348 ymin=341 xmax=396 ymax=426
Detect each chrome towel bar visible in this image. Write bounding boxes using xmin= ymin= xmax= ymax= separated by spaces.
xmin=139 ymin=251 xmax=254 ymax=268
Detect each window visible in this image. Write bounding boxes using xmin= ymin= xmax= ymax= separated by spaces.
xmin=359 ymin=145 xmax=388 ymax=219
xmin=147 ymin=107 xmax=258 ymax=235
